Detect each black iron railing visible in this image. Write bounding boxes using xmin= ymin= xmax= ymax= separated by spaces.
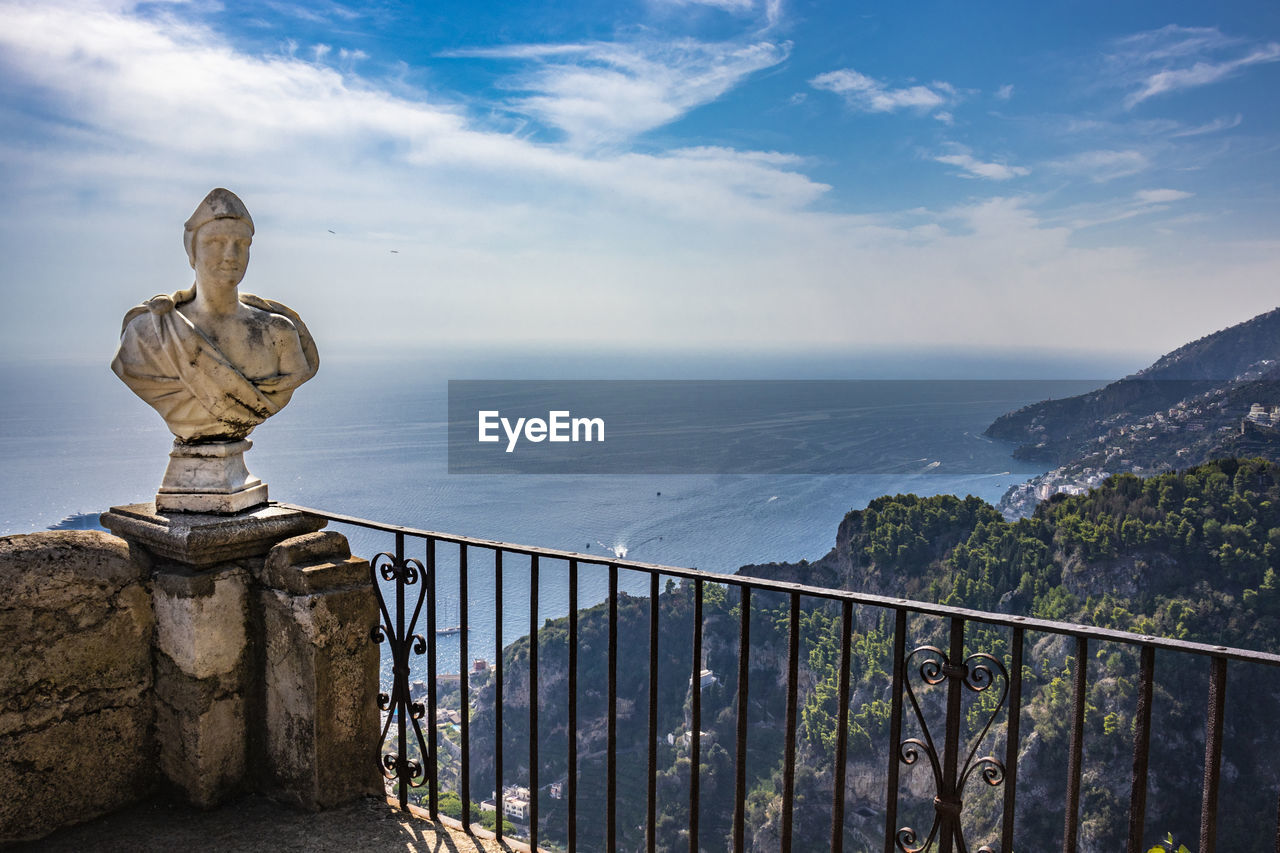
xmin=280 ymin=503 xmax=1280 ymax=853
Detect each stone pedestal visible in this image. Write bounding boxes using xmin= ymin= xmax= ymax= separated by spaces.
xmin=151 ymin=563 xmax=251 ymax=807
xmin=255 ymin=532 xmax=381 ymax=809
xmin=157 ymin=439 xmax=268 ymax=514
xmin=98 ymin=502 xmax=376 ymax=811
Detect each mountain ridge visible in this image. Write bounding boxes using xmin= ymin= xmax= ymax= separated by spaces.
xmin=986 ymin=306 xmax=1280 ymax=517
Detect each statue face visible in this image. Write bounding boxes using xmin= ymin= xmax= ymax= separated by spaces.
xmin=193 ymin=218 xmax=253 ymax=290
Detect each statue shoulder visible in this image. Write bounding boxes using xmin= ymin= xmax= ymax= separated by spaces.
xmin=239 ymin=292 xmax=320 ymax=374
xmin=119 ymin=288 xmax=194 ymax=335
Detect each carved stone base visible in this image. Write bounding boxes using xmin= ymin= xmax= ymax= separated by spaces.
xmin=100 ymin=502 xmax=326 ymax=568
xmin=157 ymin=439 xmax=267 ymax=514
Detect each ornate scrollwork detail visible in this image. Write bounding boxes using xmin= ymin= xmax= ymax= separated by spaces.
xmin=897 ymin=643 xmax=1011 ymax=852
xmin=914 ymin=646 xmax=947 ymax=685
xmin=370 ymin=547 xmax=433 ymax=797
xmin=373 ymin=552 xmax=398 ymax=582
xmin=963 ymin=653 xmax=1002 ymax=694
xmin=897 ymin=822 xmax=940 ymax=853
xmin=959 ymin=755 xmax=1005 ymax=791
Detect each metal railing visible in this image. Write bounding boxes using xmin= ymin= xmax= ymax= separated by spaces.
xmin=279 ymin=503 xmax=1280 ymax=853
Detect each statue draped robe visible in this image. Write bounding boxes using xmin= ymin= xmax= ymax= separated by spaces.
xmin=111 ymin=289 xmax=319 ymax=443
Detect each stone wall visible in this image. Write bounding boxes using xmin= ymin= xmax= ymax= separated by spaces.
xmin=0 ymin=531 xmax=155 ymax=842
xmin=0 ymin=510 xmax=381 ymax=844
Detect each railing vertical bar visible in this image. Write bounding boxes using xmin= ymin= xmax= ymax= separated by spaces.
xmin=607 ymin=564 xmax=618 ymax=853
xmin=529 ymin=555 xmax=539 ymax=851
xmin=1063 ymin=635 xmax=1088 ymax=853
xmin=1001 ymin=625 xmax=1025 ymax=850
xmin=396 ymin=531 xmax=408 ymax=812
xmin=568 ymin=558 xmax=579 ymax=853
xmin=830 ymin=599 xmax=853 ymax=853
xmin=1199 ymin=656 xmax=1227 ymax=853
xmin=426 ymin=537 xmax=438 ymax=819
xmin=781 ymin=591 xmax=800 ymax=851
xmin=689 ymin=578 xmax=704 ymax=853
xmin=1126 ymin=645 xmax=1154 ymax=853
xmin=884 ymin=608 xmax=907 ymax=853
xmin=494 ymin=550 xmax=504 ymax=844
xmin=459 ymin=544 xmax=471 ymax=832
xmin=938 ymin=616 xmax=965 ymax=853
xmin=732 ymin=585 xmax=752 ymax=853
xmin=647 ymin=573 xmax=660 ymax=853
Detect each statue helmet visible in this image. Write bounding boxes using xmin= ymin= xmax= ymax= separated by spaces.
xmin=183 ymin=188 xmax=255 ymax=267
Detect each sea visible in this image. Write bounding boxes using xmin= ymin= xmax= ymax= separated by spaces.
xmin=0 ymin=355 xmax=1109 ymax=675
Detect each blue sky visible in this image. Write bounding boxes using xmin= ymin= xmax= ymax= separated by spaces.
xmin=1 ymin=0 xmax=1278 ymax=369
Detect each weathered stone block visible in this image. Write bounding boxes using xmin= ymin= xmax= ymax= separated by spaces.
xmin=151 ymin=562 xmax=251 ymax=807
xmin=155 ymin=691 xmax=248 ymax=808
xmin=257 ymin=530 xmax=365 ymax=594
xmin=257 ymin=534 xmax=380 ymax=809
xmin=0 ymin=531 xmax=154 ymax=842
xmin=0 ymin=703 xmax=153 ymax=841
xmin=153 ymin=565 xmax=249 ymax=680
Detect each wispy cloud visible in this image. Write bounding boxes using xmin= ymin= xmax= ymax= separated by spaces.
xmin=1048 ymin=149 xmax=1149 ymax=182
xmin=1169 ymin=114 xmax=1243 ymax=138
xmin=1061 ymin=187 xmax=1195 ymax=230
xmin=265 ymin=1 xmax=363 ymax=26
xmin=448 ymin=39 xmax=789 ymax=148
xmin=1134 ymin=188 xmax=1193 ymax=204
xmin=933 ymin=146 xmax=1028 ymax=181
xmin=809 ymin=68 xmax=956 ymax=115
xmin=0 ymin=3 xmax=815 ymax=214
xmin=1109 ymin=25 xmax=1280 ymax=109
xmin=994 ymin=84 xmax=1013 ymax=101
xmin=649 ymin=0 xmax=755 ymax=13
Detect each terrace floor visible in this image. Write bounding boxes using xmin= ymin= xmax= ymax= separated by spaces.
xmin=14 ymin=794 xmax=520 ymax=853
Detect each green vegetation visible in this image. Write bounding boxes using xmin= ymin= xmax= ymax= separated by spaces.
xmin=458 ymin=458 xmax=1280 ymax=851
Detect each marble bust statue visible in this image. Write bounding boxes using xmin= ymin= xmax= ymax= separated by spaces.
xmin=111 ymin=188 xmax=318 ymax=512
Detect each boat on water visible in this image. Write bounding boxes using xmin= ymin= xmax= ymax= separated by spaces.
xmin=435 ymin=598 xmax=461 ymax=634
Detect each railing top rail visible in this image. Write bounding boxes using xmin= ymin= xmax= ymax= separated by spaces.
xmin=279 ymin=501 xmax=1280 ymax=668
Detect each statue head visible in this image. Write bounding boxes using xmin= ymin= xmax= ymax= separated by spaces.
xmin=183 ymin=188 xmax=255 ymax=268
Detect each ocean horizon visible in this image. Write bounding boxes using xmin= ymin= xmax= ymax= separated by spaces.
xmin=1 ymin=353 xmax=1110 ymax=674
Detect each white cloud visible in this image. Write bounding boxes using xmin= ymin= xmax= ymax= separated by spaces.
xmin=450 ymin=39 xmax=789 ymax=148
xmin=1109 ymin=25 xmax=1280 ymax=109
xmin=933 ymin=147 xmax=1028 ymax=181
xmin=1052 ymin=187 xmax=1197 ymax=231
xmin=1169 ymin=114 xmax=1242 ymax=138
xmin=764 ymin=0 xmax=782 ymax=27
xmin=995 ymin=84 xmax=1013 ymax=100
xmin=1134 ymin=188 xmax=1193 ymax=204
xmin=1113 ymin=25 xmax=1239 ymax=64
xmin=650 ymin=0 xmax=755 ymax=12
xmin=810 ymin=68 xmax=954 ymax=114
xmin=1048 ymin=149 xmax=1149 ymax=182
